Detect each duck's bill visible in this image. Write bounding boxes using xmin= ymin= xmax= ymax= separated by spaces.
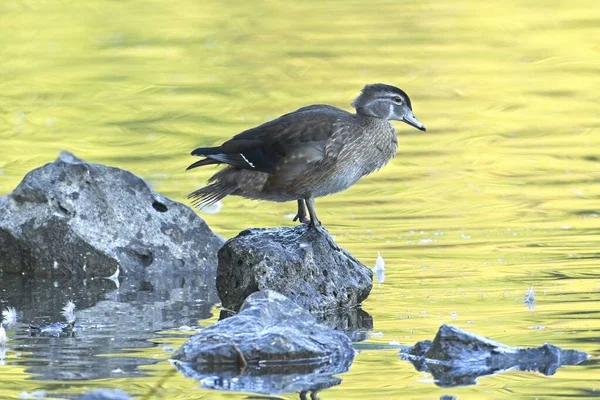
xmin=402 ymin=114 xmax=426 ymax=132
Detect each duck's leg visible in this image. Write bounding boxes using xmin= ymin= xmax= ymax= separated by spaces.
xmin=293 ymin=199 xmax=310 ymax=224
xmin=305 ymin=197 xmax=340 ymax=251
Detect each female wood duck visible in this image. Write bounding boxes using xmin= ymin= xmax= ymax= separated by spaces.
xmin=187 ymin=83 xmax=425 ymax=248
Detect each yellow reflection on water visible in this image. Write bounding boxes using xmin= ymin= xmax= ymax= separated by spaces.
xmin=1 ymin=0 xmax=599 ymax=398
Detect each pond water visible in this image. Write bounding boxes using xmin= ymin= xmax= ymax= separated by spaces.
xmin=1 ymin=0 xmax=599 ymax=398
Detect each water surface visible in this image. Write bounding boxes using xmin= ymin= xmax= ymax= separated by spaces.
xmin=1 ymin=0 xmax=599 ymax=398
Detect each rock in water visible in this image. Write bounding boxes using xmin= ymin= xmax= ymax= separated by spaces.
xmin=401 ymin=324 xmax=590 ymax=387
xmin=216 ymin=225 xmax=373 ymax=312
xmin=171 ymin=290 xmax=354 ymax=395
xmin=0 ymin=151 xmax=223 ymax=278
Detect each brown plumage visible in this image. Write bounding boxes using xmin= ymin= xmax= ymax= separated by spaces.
xmin=187 ymin=83 xmax=425 ymax=247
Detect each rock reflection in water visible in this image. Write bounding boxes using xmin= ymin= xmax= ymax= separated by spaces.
xmin=0 ymin=267 xmax=219 ymax=381
xmin=173 ymin=359 xmax=348 ymax=398
xmin=220 ymin=305 xmax=373 ymax=342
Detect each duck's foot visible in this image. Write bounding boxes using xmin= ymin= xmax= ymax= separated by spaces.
xmin=293 ymin=214 xmax=310 ymax=224
xmin=309 ymin=222 xmax=340 ymax=251
xmin=293 ymin=199 xmax=310 ymax=225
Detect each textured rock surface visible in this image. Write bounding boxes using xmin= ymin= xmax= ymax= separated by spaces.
xmin=0 ymin=151 xmax=223 ymax=278
xmin=216 ymin=225 xmax=372 ymax=312
xmin=172 ymin=290 xmax=354 ymax=395
xmin=172 ymin=290 xmax=354 ymax=365
xmin=401 ymin=324 xmax=590 ymax=387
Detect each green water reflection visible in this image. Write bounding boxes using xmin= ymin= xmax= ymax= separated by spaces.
xmin=1 ymin=0 xmax=599 ymax=398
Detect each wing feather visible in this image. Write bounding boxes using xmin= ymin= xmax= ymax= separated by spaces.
xmin=189 ymin=105 xmax=353 ymax=174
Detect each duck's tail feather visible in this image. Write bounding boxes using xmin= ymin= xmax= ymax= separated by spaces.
xmin=186 ymin=158 xmax=220 ymax=171
xmin=191 ymin=146 xmax=222 ymax=157
xmin=188 ymin=183 xmax=236 ymax=209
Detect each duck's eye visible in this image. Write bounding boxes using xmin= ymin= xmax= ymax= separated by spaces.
xmin=392 ymin=96 xmax=402 ymax=104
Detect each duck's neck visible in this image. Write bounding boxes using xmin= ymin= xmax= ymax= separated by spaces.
xmin=355 ymin=108 xmax=387 ymax=119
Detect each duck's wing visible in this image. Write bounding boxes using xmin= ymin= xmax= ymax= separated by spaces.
xmin=188 ymin=105 xmax=351 ymax=173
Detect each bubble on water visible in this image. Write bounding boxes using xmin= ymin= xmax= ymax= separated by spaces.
xmin=524 ymin=286 xmax=535 ymax=311
xmin=200 ymin=200 xmax=223 ymax=215
xmin=105 ymin=265 xmax=120 ymax=289
xmin=372 ymin=252 xmax=385 ymax=285
xmin=0 ymin=324 xmax=7 ymax=346
xmin=529 ymin=325 xmax=545 ymax=330
xmin=2 ymin=307 xmax=18 ymax=327
xmin=61 ymin=301 xmax=76 ymax=324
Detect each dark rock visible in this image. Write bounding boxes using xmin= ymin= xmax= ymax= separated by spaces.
xmin=216 ymin=225 xmax=373 ymax=312
xmin=0 ymin=151 xmax=223 ymax=279
xmin=171 ymin=290 xmax=355 ymax=395
xmin=401 ymin=324 xmax=590 ymax=387
xmin=78 ymin=389 xmax=131 ymax=400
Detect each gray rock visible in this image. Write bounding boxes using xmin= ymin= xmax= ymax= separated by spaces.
xmin=171 ymin=290 xmax=355 ymax=395
xmin=401 ymin=324 xmax=590 ymax=387
xmin=216 ymin=225 xmax=372 ymax=312
xmin=0 ymin=151 xmax=223 ymax=279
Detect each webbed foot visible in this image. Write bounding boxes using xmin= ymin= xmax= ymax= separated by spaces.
xmin=293 ymin=214 xmax=310 ymax=224
xmin=293 ymin=199 xmax=310 ymax=225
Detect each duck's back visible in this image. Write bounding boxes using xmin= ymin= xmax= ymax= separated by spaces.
xmin=255 ymin=107 xmax=397 ymax=199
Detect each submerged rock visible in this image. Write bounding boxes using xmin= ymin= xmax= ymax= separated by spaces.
xmin=171 ymin=290 xmax=354 ymax=395
xmin=216 ymin=225 xmax=373 ymax=312
xmin=401 ymin=324 xmax=590 ymax=387
xmin=0 ymin=151 xmax=223 ymax=278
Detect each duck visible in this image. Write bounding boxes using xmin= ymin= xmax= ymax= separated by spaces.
xmin=187 ymin=83 xmax=425 ymax=248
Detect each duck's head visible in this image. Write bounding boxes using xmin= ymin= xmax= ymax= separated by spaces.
xmin=352 ymin=83 xmax=426 ymax=132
